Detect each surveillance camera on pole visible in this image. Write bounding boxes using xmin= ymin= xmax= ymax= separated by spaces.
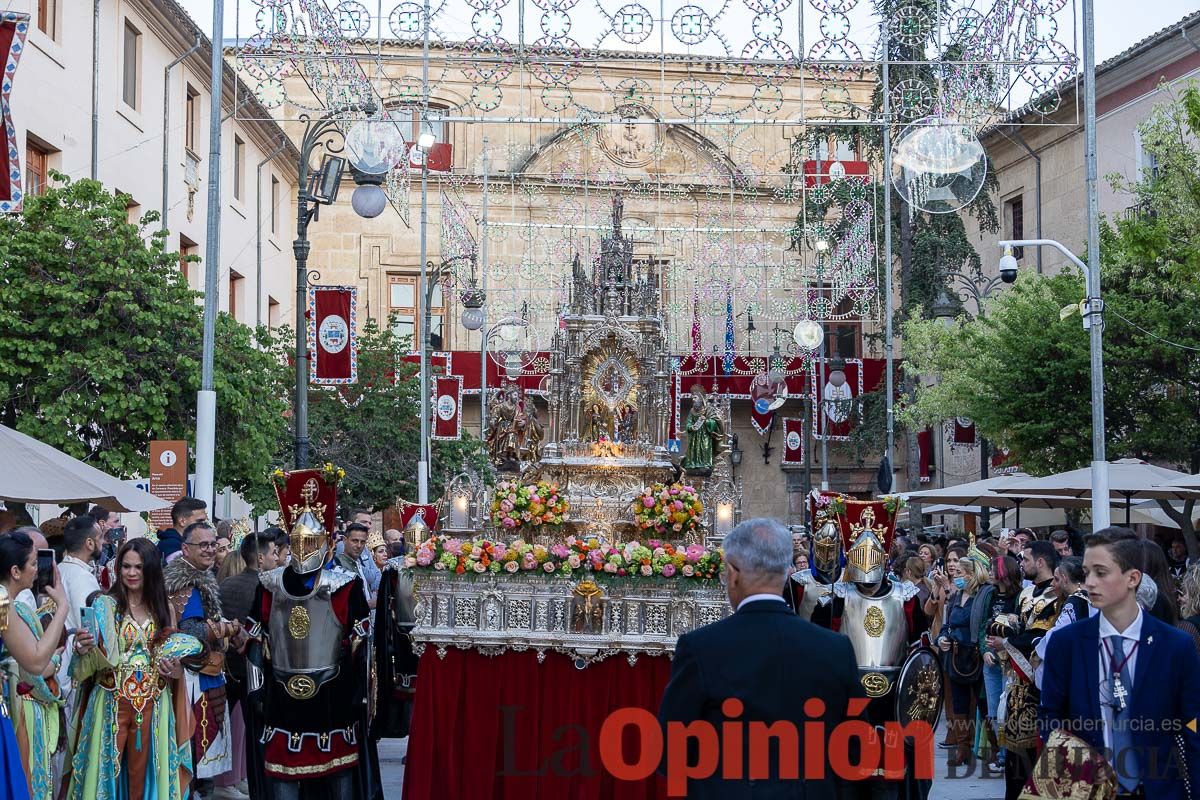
xmin=998 ymin=246 xmax=1019 ymax=284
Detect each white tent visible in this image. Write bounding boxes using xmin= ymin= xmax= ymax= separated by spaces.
xmin=0 ymin=424 xmax=169 ymax=513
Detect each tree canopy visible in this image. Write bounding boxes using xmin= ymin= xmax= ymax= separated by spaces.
xmin=0 ymin=174 xmax=290 ymax=508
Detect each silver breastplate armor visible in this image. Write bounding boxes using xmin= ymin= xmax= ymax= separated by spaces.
xmin=837 ymin=580 xmax=918 ymax=672
xmin=789 ymin=569 xmax=833 ymax=622
xmin=261 ymin=566 xmax=357 ymax=679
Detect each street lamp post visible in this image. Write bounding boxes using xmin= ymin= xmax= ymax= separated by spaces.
xmin=933 ymin=272 xmax=1006 ymax=534
xmin=291 ymin=102 xmax=388 ymax=469
xmin=998 ymin=237 xmax=1108 ymax=529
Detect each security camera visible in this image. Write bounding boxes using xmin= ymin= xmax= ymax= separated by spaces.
xmin=999 ymin=246 xmax=1019 ymax=284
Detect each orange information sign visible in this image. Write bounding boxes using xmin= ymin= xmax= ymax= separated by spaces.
xmin=148 ymin=440 xmax=187 ymax=531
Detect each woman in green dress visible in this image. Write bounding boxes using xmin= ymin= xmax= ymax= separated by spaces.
xmin=0 ymin=532 xmax=74 ymax=800
xmin=65 ymin=538 xmax=201 ymax=800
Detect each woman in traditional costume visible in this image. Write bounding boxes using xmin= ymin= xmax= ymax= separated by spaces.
xmin=65 ymin=538 xmax=201 ymax=800
xmin=0 ymin=533 xmax=74 ymax=800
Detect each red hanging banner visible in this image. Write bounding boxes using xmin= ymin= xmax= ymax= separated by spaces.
xmin=953 ymin=417 xmax=977 ymax=445
xmin=918 ymin=427 xmax=934 ymax=483
xmin=781 ymin=417 xmax=805 ymax=466
xmin=308 ymin=286 xmax=358 ymax=385
xmin=432 ymin=375 xmax=462 ymax=440
xmin=0 ymin=14 xmax=30 ymax=214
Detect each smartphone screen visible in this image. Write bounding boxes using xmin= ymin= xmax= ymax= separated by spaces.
xmin=35 ymin=548 xmax=56 ymax=592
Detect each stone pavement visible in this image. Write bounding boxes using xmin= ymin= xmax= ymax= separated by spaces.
xmin=379 ymin=721 xmax=1006 ymax=800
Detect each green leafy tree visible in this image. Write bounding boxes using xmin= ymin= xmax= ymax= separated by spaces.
xmin=0 ymin=174 xmax=290 ymax=510
xmin=304 ymin=317 xmax=489 ymax=513
xmin=903 ymin=85 xmax=1200 ymax=551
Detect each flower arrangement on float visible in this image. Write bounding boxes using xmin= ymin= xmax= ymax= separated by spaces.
xmin=632 ymin=483 xmax=704 ymax=537
xmin=490 ymin=480 xmax=570 ymax=532
xmin=405 ymin=534 xmax=723 ymax=581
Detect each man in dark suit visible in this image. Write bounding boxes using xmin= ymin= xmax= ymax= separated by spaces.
xmin=1040 ymin=530 xmax=1200 ymax=800
xmin=658 ymin=517 xmax=865 ymax=799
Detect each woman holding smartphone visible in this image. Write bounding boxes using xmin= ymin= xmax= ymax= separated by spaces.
xmin=0 ymin=532 xmax=80 ymax=800
xmin=65 ymin=538 xmax=201 ymax=800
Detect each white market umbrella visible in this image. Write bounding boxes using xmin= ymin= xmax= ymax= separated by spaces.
xmin=0 ymin=424 xmax=169 ymax=513
xmin=906 ymin=473 xmax=1091 ymax=527
xmin=994 ymin=459 xmax=1200 ymax=525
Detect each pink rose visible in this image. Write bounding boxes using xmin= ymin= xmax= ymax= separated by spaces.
xmin=568 ymin=554 xmax=581 ymax=569
xmin=673 ymin=500 xmax=684 ymax=511
xmin=434 ymin=562 xmax=446 ymax=571
xmin=640 ymin=564 xmax=653 ymax=577
xmin=603 ymin=562 xmax=618 ymax=573
xmin=471 ymin=546 xmax=483 ymax=559
xmin=492 ymin=544 xmax=507 ymax=560
xmin=416 ymin=550 xmax=434 ymax=567
xmin=505 ymin=560 xmax=519 ymax=573
xmin=682 ymin=565 xmax=694 ymax=577
xmin=643 ymin=497 xmax=656 ymax=508
xmin=500 ymin=500 xmax=514 ymax=512
xmin=685 ymin=544 xmax=705 ymax=563
xmin=661 ymin=563 xmax=676 ymax=578
xmin=543 ymin=561 xmax=556 ymax=573
xmin=445 ymin=538 xmax=462 ymax=553
xmin=550 ymin=544 xmax=570 ymax=559
xmin=670 ymin=488 xmax=679 ymax=495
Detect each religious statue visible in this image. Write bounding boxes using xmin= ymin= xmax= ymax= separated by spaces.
xmin=486 ymin=387 xmax=520 ymax=468
xmin=616 ymin=403 xmax=638 ymax=444
xmin=682 ymin=385 xmax=726 ymax=475
xmin=587 ymin=403 xmax=609 ymax=442
xmin=517 ymin=400 xmax=544 ymax=462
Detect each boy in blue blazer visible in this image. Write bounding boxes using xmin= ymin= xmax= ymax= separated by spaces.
xmin=1040 ymin=532 xmax=1200 ymax=799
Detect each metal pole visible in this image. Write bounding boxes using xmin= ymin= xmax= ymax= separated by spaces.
xmin=162 ymin=37 xmax=201 ymax=232
xmin=417 ymin=0 xmax=432 ymax=505
xmin=881 ymin=19 xmax=895 ymax=494
xmin=980 ymin=439 xmax=991 ymax=533
xmin=194 ymin=0 xmax=224 ymax=508
xmin=256 ymin=140 xmax=287 ymax=330
xmin=91 ymin=0 xmax=99 ymax=181
xmin=803 ymin=396 xmax=812 ymax=529
xmin=293 ymin=128 xmax=314 ymax=469
xmin=480 ymin=137 xmax=490 ymax=441
xmin=1082 ymin=0 xmax=1110 ymax=530
xmin=819 ymin=338 xmax=828 ymax=491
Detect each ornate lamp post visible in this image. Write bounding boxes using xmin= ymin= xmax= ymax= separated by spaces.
xmin=292 ymin=102 xmax=403 ymax=469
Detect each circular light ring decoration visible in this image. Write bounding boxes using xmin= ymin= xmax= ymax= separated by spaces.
xmin=807 ymin=39 xmax=863 ymax=82
xmin=334 ymin=1 xmax=373 ymax=37
xmin=612 ymin=77 xmax=652 ymax=106
xmin=890 ymin=4 xmax=933 ymax=47
xmin=459 ymin=37 xmax=515 ymax=83
xmin=890 ymin=115 xmax=988 ymax=215
xmin=672 ymin=79 xmax=713 ymax=116
xmin=541 ymin=85 xmax=574 ymax=112
xmin=944 ymin=7 xmax=984 ymax=43
xmin=470 ymin=7 xmax=505 ymax=38
xmin=1030 ymin=87 xmax=1062 ymax=116
xmin=820 ymin=85 xmax=854 ymax=115
xmin=254 ymin=79 xmax=287 ymax=109
xmin=753 ymin=84 xmax=784 ymax=114
xmin=1018 ymin=39 xmax=1076 ymax=90
xmin=532 ymin=0 xmax=581 ymax=11
xmin=610 ymin=3 xmax=655 ymax=44
xmin=471 ymin=83 xmax=505 ymax=111
xmin=671 ymin=5 xmax=714 ymax=46
xmin=540 ymin=9 xmax=573 ymax=37
xmin=750 ymin=11 xmax=784 ymax=41
xmin=389 ymin=2 xmax=428 ymax=36
xmin=529 ymin=38 xmax=584 ymax=86
xmin=465 ymin=0 xmax=510 ymax=9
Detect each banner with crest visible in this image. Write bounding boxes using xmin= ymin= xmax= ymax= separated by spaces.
xmin=308 ymin=286 xmax=358 ymax=385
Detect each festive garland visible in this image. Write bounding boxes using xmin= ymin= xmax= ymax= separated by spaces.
xmin=632 ymin=483 xmax=704 ymax=537
xmin=406 ymin=534 xmax=723 ymax=581
xmin=490 ymin=480 xmax=570 ymax=532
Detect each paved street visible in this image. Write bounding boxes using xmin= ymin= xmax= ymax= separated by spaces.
xmin=378 ymin=718 xmax=1006 ymax=800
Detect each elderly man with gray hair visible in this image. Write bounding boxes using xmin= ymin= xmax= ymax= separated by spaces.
xmin=658 ymin=518 xmax=864 ymax=799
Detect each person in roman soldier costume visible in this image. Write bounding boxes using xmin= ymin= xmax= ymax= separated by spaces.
xmin=163 ymin=520 xmax=241 ymax=794
xmin=829 ymin=496 xmax=939 ymax=800
xmin=785 ymin=491 xmax=843 ymax=629
xmin=246 ymin=467 xmax=382 ymax=799
xmin=991 ymin=540 xmax=1058 ymax=800
xmin=371 ymin=525 xmax=418 ymax=742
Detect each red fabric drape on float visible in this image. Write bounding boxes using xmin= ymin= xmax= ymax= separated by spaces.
xmin=403 ymin=648 xmax=673 ymax=800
